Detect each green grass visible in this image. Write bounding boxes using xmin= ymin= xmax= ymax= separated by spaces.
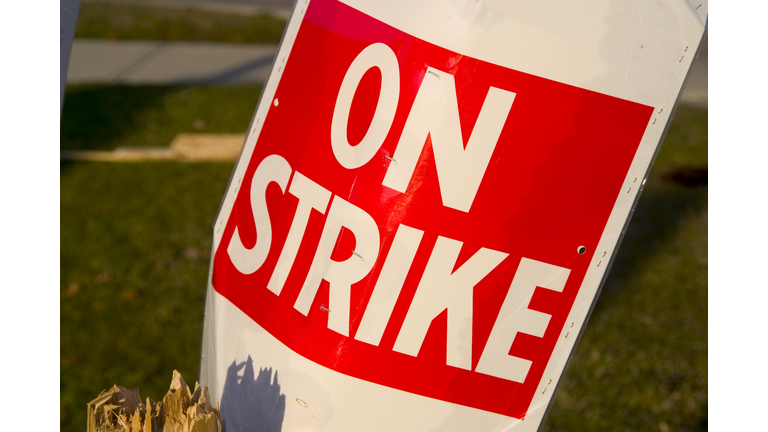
xmin=60 ymin=73 xmax=706 ymax=432
xmin=75 ymin=1 xmax=287 ymax=43
xmin=654 ymin=106 xmax=709 ymax=168
xmin=61 ymin=84 xmax=262 ymax=151
xmin=61 ymin=162 xmax=234 ymax=432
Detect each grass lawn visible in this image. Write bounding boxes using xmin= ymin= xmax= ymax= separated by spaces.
xmin=61 ymin=84 xmax=263 ymax=151
xmin=61 ymin=161 xmax=233 ymax=432
xmin=60 ymin=79 xmax=707 ymax=431
xmin=75 ymin=1 xmax=287 ymax=43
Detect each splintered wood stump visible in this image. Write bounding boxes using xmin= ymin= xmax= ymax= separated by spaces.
xmin=87 ymin=371 xmax=223 ymax=432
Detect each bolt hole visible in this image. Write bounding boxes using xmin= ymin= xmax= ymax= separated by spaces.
xmin=577 ymin=246 xmax=586 ymax=255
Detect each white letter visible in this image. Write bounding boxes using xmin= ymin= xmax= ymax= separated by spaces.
xmin=267 ymin=171 xmax=332 ymax=295
xmin=331 ymin=42 xmax=400 ymax=169
xmin=393 ymin=237 xmax=508 ymax=370
xmin=294 ymin=196 xmax=381 ymax=336
xmin=382 ymin=67 xmax=515 ymax=212
xmin=355 ymin=224 xmax=424 ymax=345
xmin=227 ymin=154 xmax=292 ymax=274
xmin=475 ymin=258 xmax=570 ymax=383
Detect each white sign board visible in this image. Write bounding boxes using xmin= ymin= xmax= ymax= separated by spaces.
xmin=200 ymin=0 xmax=707 ymax=430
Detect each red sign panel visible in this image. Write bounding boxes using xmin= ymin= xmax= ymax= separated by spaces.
xmin=212 ymin=0 xmax=652 ymax=419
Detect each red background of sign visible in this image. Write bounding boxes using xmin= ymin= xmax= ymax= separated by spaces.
xmin=212 ymin=0 xmax=652 ymax=419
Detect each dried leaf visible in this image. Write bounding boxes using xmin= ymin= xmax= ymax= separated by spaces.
xmin=88 ymin=371 xmax=222 ymax=432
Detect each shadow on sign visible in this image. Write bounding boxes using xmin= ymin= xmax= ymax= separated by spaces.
xmin=220 ymin=356 xmax=286 ymax=432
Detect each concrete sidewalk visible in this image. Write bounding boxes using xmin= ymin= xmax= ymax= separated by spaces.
xmin=66 ymin=36 xmax=708 ymax=107
xmin=67 ymin=39 xmax=279 ymax=85
xmin=62 ymin=35 xmax=707 ymax=162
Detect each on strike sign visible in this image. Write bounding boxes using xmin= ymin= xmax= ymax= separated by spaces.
xmin=201 ymin=0 xmax=707 ymax=430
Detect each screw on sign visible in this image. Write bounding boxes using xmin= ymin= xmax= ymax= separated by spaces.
xmin=202 ymin=0 xmax=707 ymax=430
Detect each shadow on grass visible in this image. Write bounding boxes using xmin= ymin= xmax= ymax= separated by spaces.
xmin=61 ymin=85 xmax=177 ymax=152
xmin=594 ymin=178 xmax=708 ymax=312
xmin=60 ymin=84 xmax=263 ymax=163
xmin=594 ymin=104 xmax=708 ymax=312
